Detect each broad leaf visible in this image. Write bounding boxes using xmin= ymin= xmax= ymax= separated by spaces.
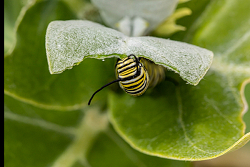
xmin=4 ymin=1 xmax=116 ymax=109
xmin=87 ymin=129 xmax=190 ymax=167
xmin=109 ymin=0 xmax=250 ymax=160
xmin=46 ymin=20 xmax=213 ymax=85
xmin=4 ymin=1 xmax=191 ymax=166
xmin=4 ymin=0 xmax=250 ymax=165
xmin=4 ymin=0 xmax=29 ymax=54
xmin=4 ymin=94 xmax=190 ymax=167
xmin=4 ymin=95 xmax=81 ymax=166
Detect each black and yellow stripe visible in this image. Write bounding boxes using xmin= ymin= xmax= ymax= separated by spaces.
xmin=116 ymin=55 xmax=149 ymax=96
xmin=88 ymin=54 xmax=165 ymax=105
xmin=140 ymin=58 xmax=165 ymax=88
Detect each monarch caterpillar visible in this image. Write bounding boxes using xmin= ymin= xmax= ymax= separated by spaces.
xmin=88 ymin=54 xmax=165 ymax=105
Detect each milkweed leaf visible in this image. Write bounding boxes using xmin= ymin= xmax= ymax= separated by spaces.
xmin=46 ymin=20 xmax=213 ymax=85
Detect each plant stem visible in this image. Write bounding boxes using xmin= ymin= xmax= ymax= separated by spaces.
xmin=52 ymin=107 xmax=109 ymax=167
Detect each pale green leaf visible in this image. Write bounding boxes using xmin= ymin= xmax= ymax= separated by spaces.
xmin=46 ymin=20 xmax=213 ymax=85
xmin=4 ymin=0 xmax=250 ymax=165
xmin=91 ymin=0 xmax=179 ymax=34
xmin=4 ymin=1 xmax=191 ymax=166
xmin=4 ymin=1 xmax=115 ymax=109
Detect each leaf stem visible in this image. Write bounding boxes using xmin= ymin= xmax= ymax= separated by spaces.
xmin=52 ymin=107 xmax=109 ymax=167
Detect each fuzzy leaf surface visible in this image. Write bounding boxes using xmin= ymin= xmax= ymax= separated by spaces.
xmin=46 ymin=20 xmax=213 ymax=85
xmin=4 ymin=0 xmax=250 ymax=164
xmin=4 ymin=1 xmax=191 ymax=166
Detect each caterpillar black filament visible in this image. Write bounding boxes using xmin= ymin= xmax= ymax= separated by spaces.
xmin=88 ymin=54 xmax=165 ymax=105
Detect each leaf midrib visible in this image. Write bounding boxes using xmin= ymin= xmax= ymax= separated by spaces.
xmin=175 ymin=86 xmax=209 ymax=154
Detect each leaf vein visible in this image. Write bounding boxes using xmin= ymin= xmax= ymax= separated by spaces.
xmin=4 ymin=111 xmax=76 ymax=135
xmin=222 ymin=30 xmax=250 ymax=56
xmin=106 ymin=129 xmax=147 ymax=167
xmin=204 ymin=96 xmax=241 ymax=131
xmin=176 ymin=86 xmax=209 ymax=153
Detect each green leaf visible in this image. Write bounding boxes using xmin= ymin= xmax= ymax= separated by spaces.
xmin=87 ymin=128 xmax=190 ymax=167
xmin=244 ymin=84 xmax=250 ymax=133
xmin=109 ymin=73 xmax=250 ymax=160
xmin=4 ymin=0 xmax=29 ymax=54
xmin=4 ymin=0 xmax=250 ymax=165
xmin=4 ymin=1 xmax=191 ymax=166
xmin=169 ymin=0 xmax=211 ymax=41
xmin=109 ymin=0 xmax=250 ymax=160
xmin=4 ymin=95 xmax=81 ymax=167
xmin=46 ymin=20 xmax=213 ymax=85
xmin=4 ymin=1 xmax=115 ymax=109
xmin=4 ymin=94 xmax=191 ymax=167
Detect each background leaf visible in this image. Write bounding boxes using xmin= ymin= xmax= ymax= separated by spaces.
xmin=4 ymin=0 xmax=29 ymax=54
xmin=4 ymin=1 xmax=191 ymax=166
xmin=4 ymin=1 xmax=116 ymax=109
xmin=4 ymin=0 xmax=250 ymax=165
xmin=91 ymin=0 xmax=179 ymax=34
xmin=4 ymin=92 xmax=190 ymax=167
xmin=4 ymin=95 xmax=81 ymax=167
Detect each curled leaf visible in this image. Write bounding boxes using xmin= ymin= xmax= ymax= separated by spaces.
xmin=46 ymin=20 xmax=213 ymax=85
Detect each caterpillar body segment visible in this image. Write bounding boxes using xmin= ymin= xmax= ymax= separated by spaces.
xmin=88 ymin=54 xmax=165 ymax=105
